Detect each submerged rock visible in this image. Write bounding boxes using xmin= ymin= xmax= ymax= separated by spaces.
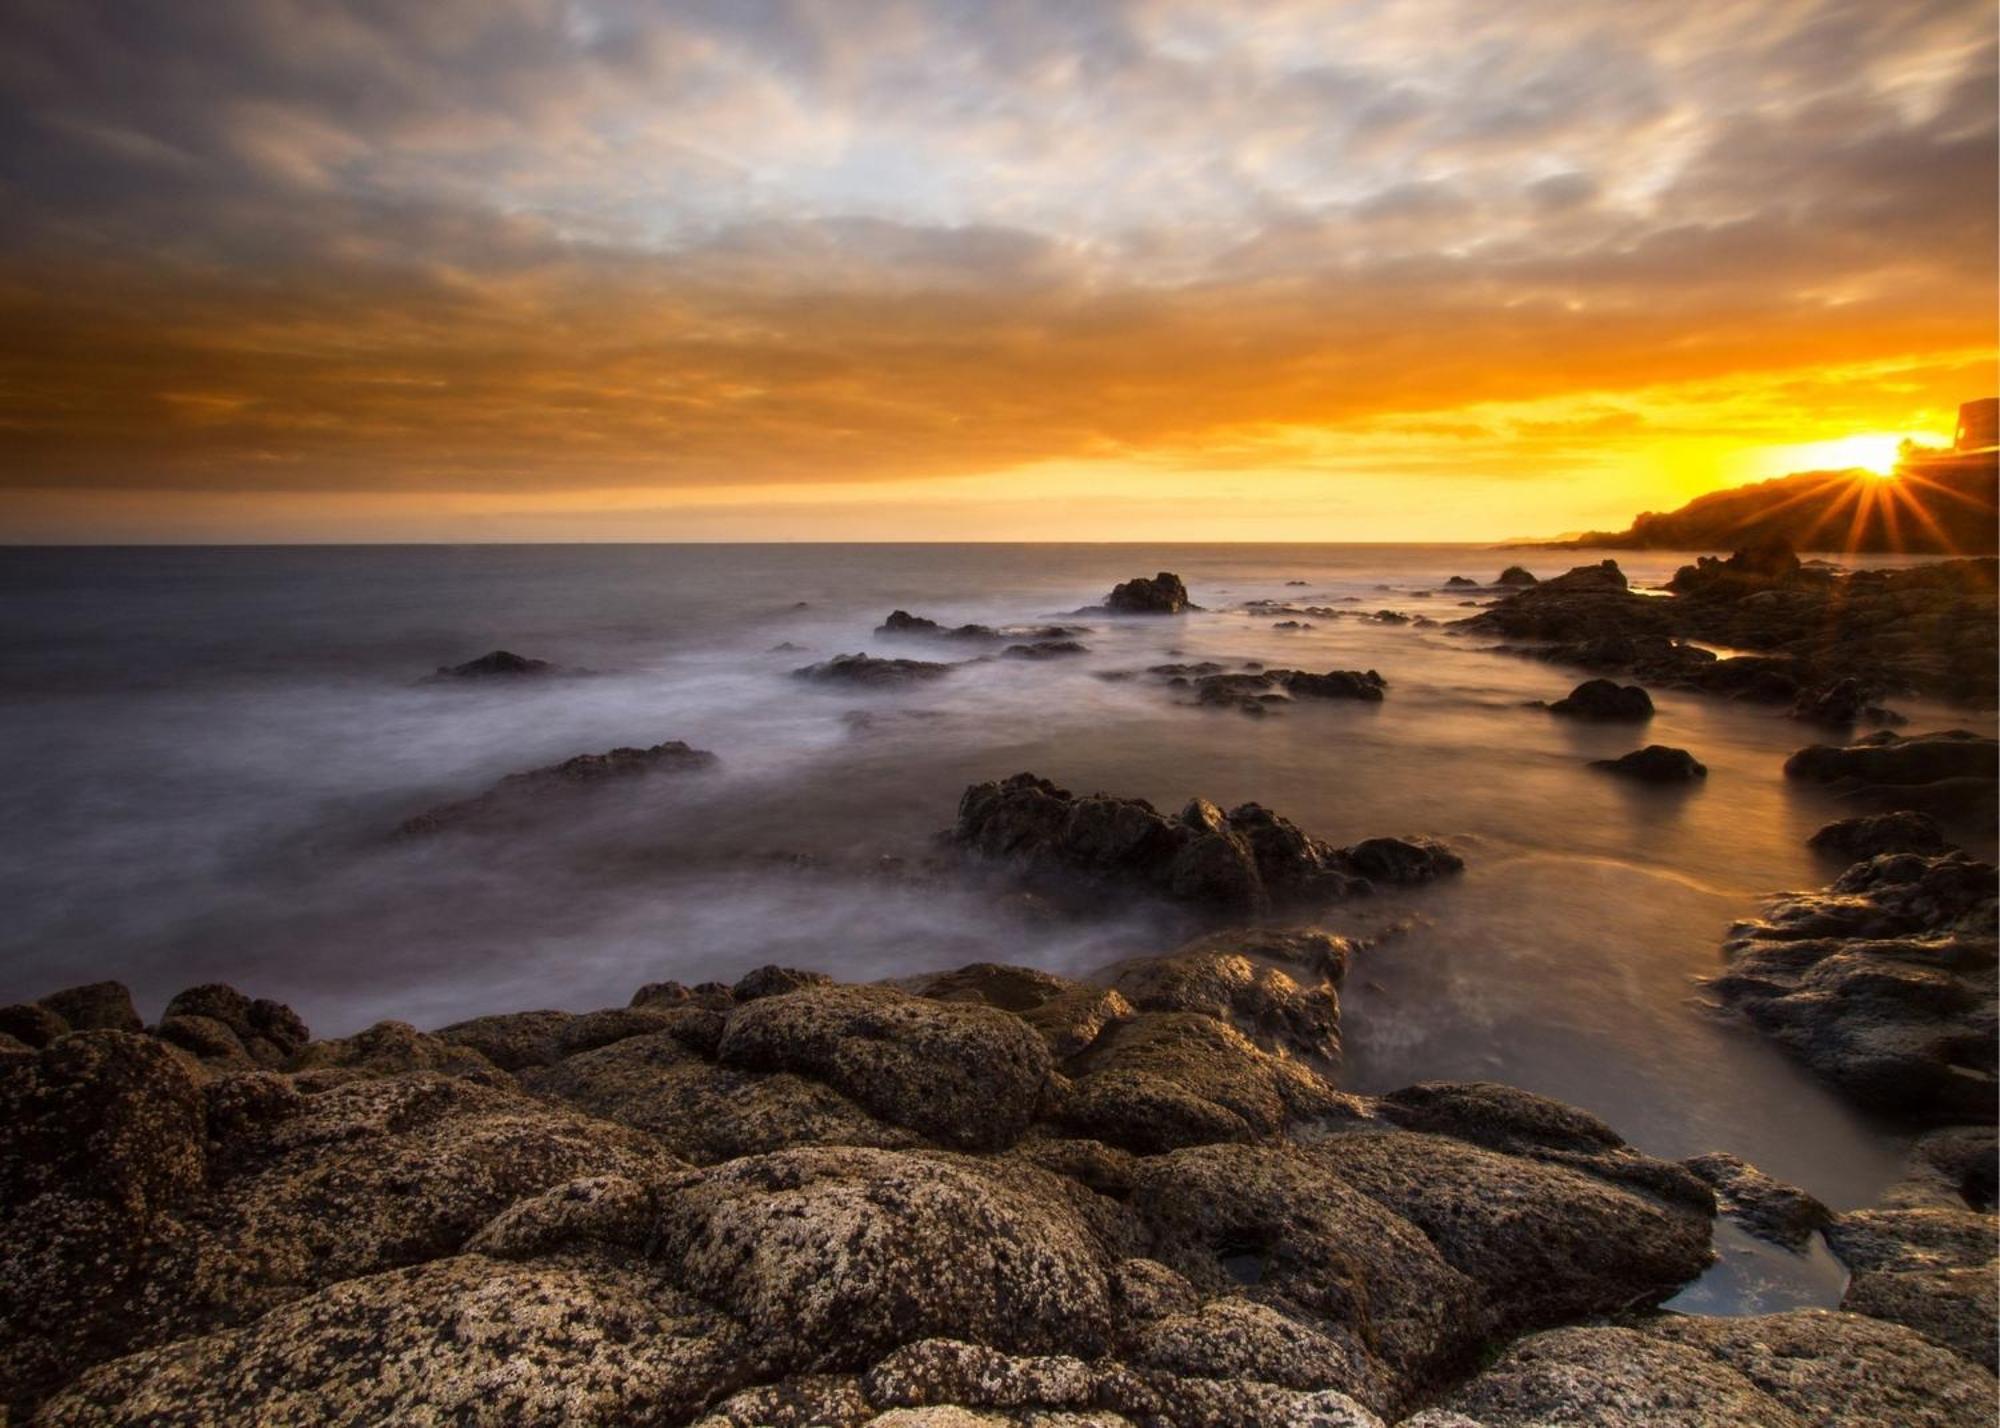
xmin=422 ymin=649 xmax=561 ymax=682
xmin=1589 ymin=745 xmax=1706 ymax=782
xmin=397 ymin=740 xmax=719 ymax=836
xmin=794 ymin=652 xmax=958 ymax=687
xmin=1105 ymin=572 xmax=1195 ymax=615
xmin=948 ymin=771 xmax=1461 ymax=916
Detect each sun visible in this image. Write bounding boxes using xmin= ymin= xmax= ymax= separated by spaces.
xmin=1748 ymin=430 xmax=1946 ymax=480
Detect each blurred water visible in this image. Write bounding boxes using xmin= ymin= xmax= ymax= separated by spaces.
xmin=1 ymin=543 xmax=1990 ymax=1226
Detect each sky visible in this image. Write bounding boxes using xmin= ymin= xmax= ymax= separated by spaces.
xmin=0 ymin=0 xmax=1994 ymax=542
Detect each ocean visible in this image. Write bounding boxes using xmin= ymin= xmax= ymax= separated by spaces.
xmin=2 ymin=543 xmax=1990 ymax=1279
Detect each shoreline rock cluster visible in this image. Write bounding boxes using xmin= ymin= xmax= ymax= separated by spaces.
xmin=4 ymin=938 xmax=1994 ymax=1426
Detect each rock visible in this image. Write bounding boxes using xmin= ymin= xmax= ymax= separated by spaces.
xmin=1809 ymin=811 xmax=1954 ymax=860
xmin=1547 ymin=678 xmax=1654 ymax=720
xmin=1589 ymin=745 xmax=1706 ymax=782
xmin=1000 ymin=640 xmax=1088 ymax=659
xmin=1281 ymin=668 xmax=1386 ymax=701
xmin=161 ymin=984 xmax=309 ymax=1066
xmin=38 ymin=981 xmax=143 ymax=1034
xmin=652 ymin=1146 xmax=1114 ymax=1372
xmin=1428 ymin=1310 xmax=1997 ymax=1427
xmin=397 ymin=740 xmax=719 ymax=835
xmin=1785 ymin=730 xmax=1999 ymax=825
xmin=1826 ymin=1202 xmax=1998 ymax=1370
xmin=1101 ymin=943 xmax=1342 ymax=1063
xmin=1542 ymin=559 xmax=1628 ymax=592
xmin=527 ymin=1030 xmax=918 ymax=1163
xmin=949 ymin=773 xmax=1460 ymax=917
xmin=433 ymin=1009 xmax=577 ymax=1071
xmin=423 ymin=649 xmax=558 ymax=681
xmin=1059 ymin=1014 xmax=1356 ymax=1152
xmin=1683 ymin=1151 xmax=1830 ymax=1249
xmin=716 ymin=985 xmax=1055 ymax=1150
xmin=1104 ymin=573 xmax=1194 ymax=615
xmin=1343 ymin=836 xmax=1464 ymax=884
xmin=877 ymin=610 xmax=1000 ymax=642
xmin=0 ymin=1001 xmax=71 ymax=1048
xmin=1445 ymin=576 xmax=1480 ymax=588
xmin=1711 ymin=851 xmax=1998 ymax=1119
xmin=1493 ymin=566 xmax=1539 ymax=586
xmin=38 ymin=1253 xmax=751 ymax=1427
xmin=288 ymin=1020 xmax=505 ymax=1079
xmin=1792 ymin=677 xmax=1902 ymax=727
xmin=896 ymin=964 xmax=1134 ymax=1060
xmin=795 ymin=653 xmax=958 ymax=686
xmin=733 ymin=965 xmax=834 ymax=1001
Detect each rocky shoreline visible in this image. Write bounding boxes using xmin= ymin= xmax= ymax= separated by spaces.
xmin=5 ymin=561 xmax=1998 ymax=1426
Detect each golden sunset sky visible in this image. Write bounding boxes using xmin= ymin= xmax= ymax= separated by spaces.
xmin=1 ymin=0 xmax=1994 ymax=541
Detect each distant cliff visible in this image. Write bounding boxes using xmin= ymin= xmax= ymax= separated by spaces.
xmin=1542 ymin=453 xmax=1997 ymax=554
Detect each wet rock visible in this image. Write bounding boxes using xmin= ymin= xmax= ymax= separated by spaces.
xmin=1809 ymin=810 xmax=1954 ymax=860
xmin=795 ymin=652 xmax=958 ymax=687
xmin=1711 ymin=851 xmax=1998 ymax=1119
xmin=877 ymin=610 xmax=1001 ymax=641
xmin=1589 ymin=745 xmax=1706 ymax=782
xmin=422 ymin=649 xmax=559 ymax=681
xmin=949 ymin=773 xmax=1459 ymax=917
xmin=1000 ymin=640 xmax=1088 ymax=659
xmin=1493 ymin=566 xmax=1539 ymax=586
xmin=1547 ymin=678 xmax=1654 ymax=720
xmin=1683 ymin=1151 xmax=1830 ymax=1249
xmin=734 ymin=964 xmax=834 ymax=1001
xmin=1105 ymin=572 xmax=1194 ymax=615
xmin=716 ymin=984 xmax=1055 ymax=1150
xmin=397 ymin=740 xmax=719 ymax=835
xmin=1101 ymin=944 xmax=1341 ymax=1063
xmin=38 ymin=981 xmax=144 ymax=1033
xmin=1826 ymin=1202 xmax=1998 ymax=1370
xmin=1792 ymin=676 xmax=1902 ymax=728
xmin=1445 ymin=576 xmax=1480 ymax=588
xmin=653 ymin=1146 xmax=1114 ymax=1372
xmin=1281 ymin=668 xmax=1387 ymax=701
xmin=897 ymin=964 xmax=1135 ymax=1060
xmin=38 ymin=1252 xmax=752 ymax=1427
xmin=1786 ymin=730 xmax=1999 ymax=825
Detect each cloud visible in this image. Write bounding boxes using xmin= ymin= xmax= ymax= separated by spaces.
xmin=0 ymin=0 xmax=1991 ymax=529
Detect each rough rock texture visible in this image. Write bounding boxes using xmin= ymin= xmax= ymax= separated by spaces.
xmin=1589 ymin=745 xmax=1705 ymax=782
xmin=6 ymin=957 xmax=1991 ymax=1425
xmin=1104 ymin=572 xmax=1194 ymax=614
xmin=794 ymin=653 xmax=958 ymax=687
xmin=1809 ymin=810 xmax=1955 ymax=860
xmin=1190 ymin=667 xmax=1387 ymax=713
xmin=1462 ymin=549 xmax=1998 ymax=705
xmin=1682 ymin=1151 xmax=1830 ymax=1249
xmin=398 ymin=740 xmax=719 ymax=835
xmin=1710 ymin=851 xmax=1998 ymax=1119
xmin=1546 ymin=678 xmax=1654 ymax=720
xmin=950 ymin=772 xmax=1461 ymax=917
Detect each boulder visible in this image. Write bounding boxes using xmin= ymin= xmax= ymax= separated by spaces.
xmin=1809 ymin=811 xmax=1954 ymax=860
xmin=716 ymin=985 xmax=1055 ymax=1150
xmin=38 ymin=981 xmax=143 ymax=1034
xmin=1493 ymin=566 xmax=1539 ymax=586
xmin=1547 ymin=678 xmax=1654 ymax=720
xmin=1589 ymin=745 xmax=1706 ymax=782
xmin=1683 ymin=1151 xmax=1830 ymax=1249
xmin=160 ymin=984 xmax=310 ymax=1066
xmin=423 ymin=649 xmax=558 ymax=681
xmin=1105 ymin=573 xmax=1193 ymax=615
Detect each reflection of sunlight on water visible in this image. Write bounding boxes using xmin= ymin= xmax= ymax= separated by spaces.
xmin=1665 ymin=1221 xmax=1849 ymax=1316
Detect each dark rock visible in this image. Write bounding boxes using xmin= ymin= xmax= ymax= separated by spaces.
xmin=1282 ymin=668 xmax=1386 ymax=701
xmin=288 ymin=1020 xmax=506 ymax=1079
xmin=1711 ymin=851 xmax=1998 ymax=1119
xmin=38 ymin=982 xmax=143 ymax=1034
xmin=1792 ymin=677 xmax=1903 ymax=728
xmin=1828 ymin=1205 xmax=1998 ymax=1370
xmin=875 ymin=610 xmax=1002 ymax=642
xmin=950 ymin=773 xmax=1460 ymax=917
xmin=792 ymin=652 xmax=956 ymax=686
xmin=1445 ymin=576 xmax=1480 ymax=588
xmin=432 ymin=1009 xmax=577 ymax=1071
xmin=1105 ymin=572 xmax=1194 ymax=615
xmin=1494 ymin=566 xmax=1539 ymax=586
xmin=1548 ymin=678 xmax=1654 ymax=720
xmin=1589 ymin=745 xmax=1706 ymax=782
xmin=732 ymin=965 xmax=834 ymax=1001
xmin=1787 ymin=730 xmax=1999 ymax=789
xmin=1000 ymin=639 xmax=1088 ymax=659
xmin=397 ymin=740 xmax=718 ymax=836
xmin=161 ymin=985 xmax=309 ymax=1066
xmin=1683 ymin=1151 xmax=1831 ymax=1249
xmin=422 ymin=649 xmax=558 ymax=681
xmin=0 ymin=1002 xmax=71 ymax=1049
xmin=1810 ymin=811 xmax=1955 ymax=860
